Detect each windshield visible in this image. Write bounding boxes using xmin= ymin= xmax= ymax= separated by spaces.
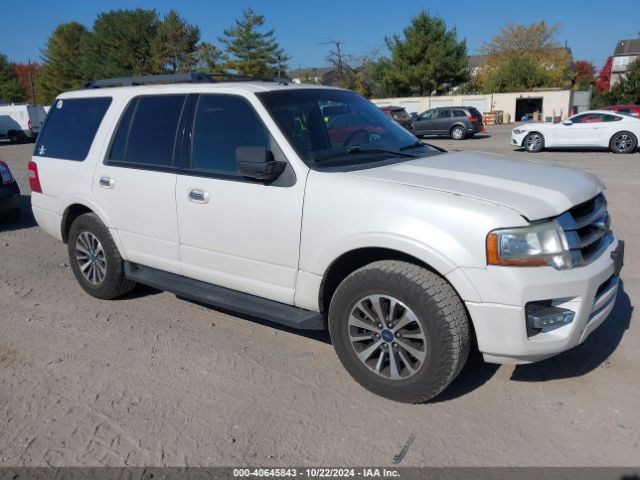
xmin=257 ymin=89 xmax=439 ymax=170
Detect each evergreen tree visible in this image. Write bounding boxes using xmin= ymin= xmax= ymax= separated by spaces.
xmin=196 ymin=42 xmax=228 ymax=75
xmin=36 ymin=23 xmax=88 ymax=103
xmin=383 ymin=12 xmax=469 ymax=96
xmin=81 ymin=9 xmax=159 ymax=79
xmin=0 ymin=54 xmax=25 ymax=103
xmin=152 ymin=10 xmax=200 ymax=73
xmin=219 ymin=9 xmax=289 ymax=77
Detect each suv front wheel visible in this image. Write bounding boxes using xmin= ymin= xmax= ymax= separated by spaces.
xmin=328 ymin=260 xmax=470 ymax=403
xmin=68 ymin=213 xmax=136 ymax=299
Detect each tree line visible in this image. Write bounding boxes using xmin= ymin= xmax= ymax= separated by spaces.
xmin=1 ymin=9 xmax=638 ymax=105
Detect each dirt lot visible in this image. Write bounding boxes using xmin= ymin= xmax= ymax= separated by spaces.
xmin=0 ymin=125 xmax=638 ymax=467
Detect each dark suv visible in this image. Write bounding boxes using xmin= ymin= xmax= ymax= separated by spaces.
xmin=0 ymin=158 xmax=20 ymax=223
xmin=412 ymin=106 xmax=483 ymax=140
xmin=379 ymin=106 xmax=414 ymax=131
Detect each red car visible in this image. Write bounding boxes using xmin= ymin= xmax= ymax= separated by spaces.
xmin=379 ymin=106 xmax=414 ymax=131
xmin=602 ymin=105 xmax=640 ymax=117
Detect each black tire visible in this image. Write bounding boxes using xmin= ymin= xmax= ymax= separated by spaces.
xmin=67 ymin=213 xmax=135 ymax=299
xmin=328 ymin=260 xmax=470 ymax=403
xmin=450 ymin=125 xmax=466 ymax=140
xmin=523 ymin=132 xmax=544 ymax=153
xmin=609 ymin=131 xmax=637 ymax=154
xmin=7 ymin=131 xmax=19 ymax=145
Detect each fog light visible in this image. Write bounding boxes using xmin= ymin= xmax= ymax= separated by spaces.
xmin=527 ymin=306 xmax=575 ymax=330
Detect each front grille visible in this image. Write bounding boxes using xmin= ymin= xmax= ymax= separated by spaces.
xmin=557 ymin=193 xmax=612 ymax=267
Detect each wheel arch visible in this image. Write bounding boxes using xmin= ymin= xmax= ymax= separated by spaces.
xmin=318 ymin=246 xmax=481 ymax=315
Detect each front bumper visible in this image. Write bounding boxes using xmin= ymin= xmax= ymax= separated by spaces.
xmin=463 ymin=236 xmax=622 ymax=364
xmin=511 ymin=130 xmax=527 ymax=146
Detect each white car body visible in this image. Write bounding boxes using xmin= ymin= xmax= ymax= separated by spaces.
xmin=31 ymin=82 xmax=622 ymax=366
xmin=0 ymin=104 xmax=47 ymax=142
xmin=511 ymin=110 xmax=640 ymax=151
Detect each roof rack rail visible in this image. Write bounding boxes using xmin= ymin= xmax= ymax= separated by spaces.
xmin=83 ymin=72 xmax=289 ymax=89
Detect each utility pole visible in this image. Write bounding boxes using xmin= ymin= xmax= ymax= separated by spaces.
xmin=28 ymin=59 xmax=35 ymax=104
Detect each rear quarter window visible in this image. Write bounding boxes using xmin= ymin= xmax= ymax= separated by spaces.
xmin=35 ymin=97 xmax=112 ymax=161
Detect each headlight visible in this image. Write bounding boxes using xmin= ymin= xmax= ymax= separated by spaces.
xmin=512 ymin=128 xmax=527 ymax=134
xmin=486 ymin=221 xmax=572 ymax=269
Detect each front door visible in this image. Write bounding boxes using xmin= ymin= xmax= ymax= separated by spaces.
xmin=413 ymin=109 xmax=437 ymax=136
xmin=553 ymin=113 xmax=607 ymax=146
xmin=175 ymin=93 xmax=305 ymax=304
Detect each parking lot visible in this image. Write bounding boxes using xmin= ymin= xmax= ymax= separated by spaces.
xmin=0 ymin=124 xmax=638 ymax=467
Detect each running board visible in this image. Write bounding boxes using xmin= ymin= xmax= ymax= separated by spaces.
xmin=124 ymin=262 xmax=325 ymax=330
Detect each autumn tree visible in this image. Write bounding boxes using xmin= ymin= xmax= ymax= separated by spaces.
xmin=219 ymin=9 xmax=289 ymax=77
xmin=479 ymin=21 xmax=572 ymax=92
xmin=37 ymin=22 xmax=88 ymax=103
xmin=152 ymin=10 xmax=200 ymax=73
xmin=573 ymin=60 xmax=595 ymax=90
xmin=383 ymin=12 xmax=469 ymax=96
xmin=13 ymin=62 xmax=38 ymax=103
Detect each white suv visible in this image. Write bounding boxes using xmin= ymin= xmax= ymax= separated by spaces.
xmin=30 ymin=73 xmax=624 ymax=402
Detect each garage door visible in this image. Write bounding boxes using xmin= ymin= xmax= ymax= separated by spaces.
xmin=429 ymin=99 xmax=453 ymax=108
xmin=462 ymin=98 xmax=488 ymax=113
xmin=398 ymin=101 xmax=420 ymax=114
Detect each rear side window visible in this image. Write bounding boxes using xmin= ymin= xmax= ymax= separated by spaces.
xmin=108 ymin=95 xmax=186 ymax=168
xmin=436 ymin=109 xmax=451 ymax=118
xmin=469 ymin=108 xmax=482 ymax=117
xmin=452 ymin=110 xmax=466 ymax=117
xmin=35 ymin=97 xmax=112 ymax=161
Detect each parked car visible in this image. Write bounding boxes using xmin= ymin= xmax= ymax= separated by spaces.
xmin=602 ymin=105 xmax=640 ymax=117
xmin=412 ymin=106 xmax=483 ymax=139
xmin=512 ymin=110 xmax=640 ymax=153
xmin=379 ymin=106 xmax=414 ymax=130
xmin=0 ymin=104 xmax=47 ymax=144
xmin=0 ymin=158 xmax=20 ymax=222
xmin=31 ymin=73 xmax=623 ymax=402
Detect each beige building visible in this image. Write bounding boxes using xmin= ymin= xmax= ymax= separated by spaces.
xmin=371 ymin=89 xmax=591 ymax=123
xmin=610 ymin=38 xmax=640 ymax=88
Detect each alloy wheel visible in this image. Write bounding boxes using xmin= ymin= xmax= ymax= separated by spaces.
xmin=75 ymin=231 xmax=107 ymax=285
xmin=348 ymin=294 xmax=427 ymax=380
xmin=524 ymin=133 xmax=543 ymax=152
xmin=614 ymin=133 xmax=634 ymax=152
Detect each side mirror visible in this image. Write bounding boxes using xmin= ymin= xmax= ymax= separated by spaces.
xmin=236 ymin=146 xmax=286 ymax=182
xmin=562 ymin=120 xmax=573 ymax=126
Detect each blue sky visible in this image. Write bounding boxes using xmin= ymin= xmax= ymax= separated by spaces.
xmin=2 ymin=0 xmax=638 ymax=71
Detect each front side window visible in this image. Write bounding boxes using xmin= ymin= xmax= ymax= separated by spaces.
xmin=419 ymin=110 xmax=436 ymax=120
xmin=190 ymin=94 xmax=269 ymax=177
xmin=571 ymin=113 xmax=607 ymax=124
xmin=35 ymin=97 xmax=112 ymax=161
xmin=258 ymin=89 xmax=439 ymax=170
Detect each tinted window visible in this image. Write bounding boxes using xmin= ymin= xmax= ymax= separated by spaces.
xmin=111 ymin=95 xmax=186 ymax=167
xmin=571 ymin=113 xmax=608 ymax=124
xmin=108 ymin=100 xmax=135 ymax=162
xmin=191 ymin=95 xmax=268 ymax=176
xmin=35 ymin=97 xmax=111 ymax=161
xmin=258 ymin=89 xmax=438 ymax=170
xmin=469 ymin=108 xmax=482 ymax=117
xmin=437 ymin=109 xmax=451 ymax=118
xmin=452 ymin=110 xmax=466 ymax=117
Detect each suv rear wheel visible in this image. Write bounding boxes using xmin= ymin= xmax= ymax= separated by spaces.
xmin=450 ymin=126 xmax=466 ymax=140
xmin=328 ymin=260 xmax=470 ymax=403
xmin=68 ymin=213 xmax=135 ymax=299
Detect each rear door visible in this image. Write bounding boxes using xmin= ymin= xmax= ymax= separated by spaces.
xmin=434 ymin=108 xmax=453 ymax=134
xmin=93 ymin=94 xmax=187 ymax=274
xmin=175 ymin=93 xmax=305 ymax=304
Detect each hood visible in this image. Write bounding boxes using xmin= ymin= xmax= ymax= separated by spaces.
xmin=348 ymin=151 xmax=602 ymax=221
xmin=516 ymin=122 xmax=547 ymax=130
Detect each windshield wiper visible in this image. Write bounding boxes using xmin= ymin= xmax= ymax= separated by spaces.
xmin=315 ymin=146 xmax=417 ymax=162
xmin=398 ymin=140 xmax=426 ymax=151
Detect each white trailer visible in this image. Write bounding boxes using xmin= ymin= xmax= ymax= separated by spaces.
xmin=0 ymin=104 xmax=48 ymax=143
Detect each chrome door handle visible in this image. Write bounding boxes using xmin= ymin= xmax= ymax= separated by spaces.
xmin=188 ymin=189 xmax=210 ymax=203
xmin=99 ymin=176 xmax=114 ymax=188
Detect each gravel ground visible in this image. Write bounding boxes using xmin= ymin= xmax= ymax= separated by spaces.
xmin=0 ymin=125 xmax=638 ymax=467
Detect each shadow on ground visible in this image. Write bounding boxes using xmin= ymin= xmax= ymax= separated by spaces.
xmin=0 ymin=195 xmax=36 ymax=232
